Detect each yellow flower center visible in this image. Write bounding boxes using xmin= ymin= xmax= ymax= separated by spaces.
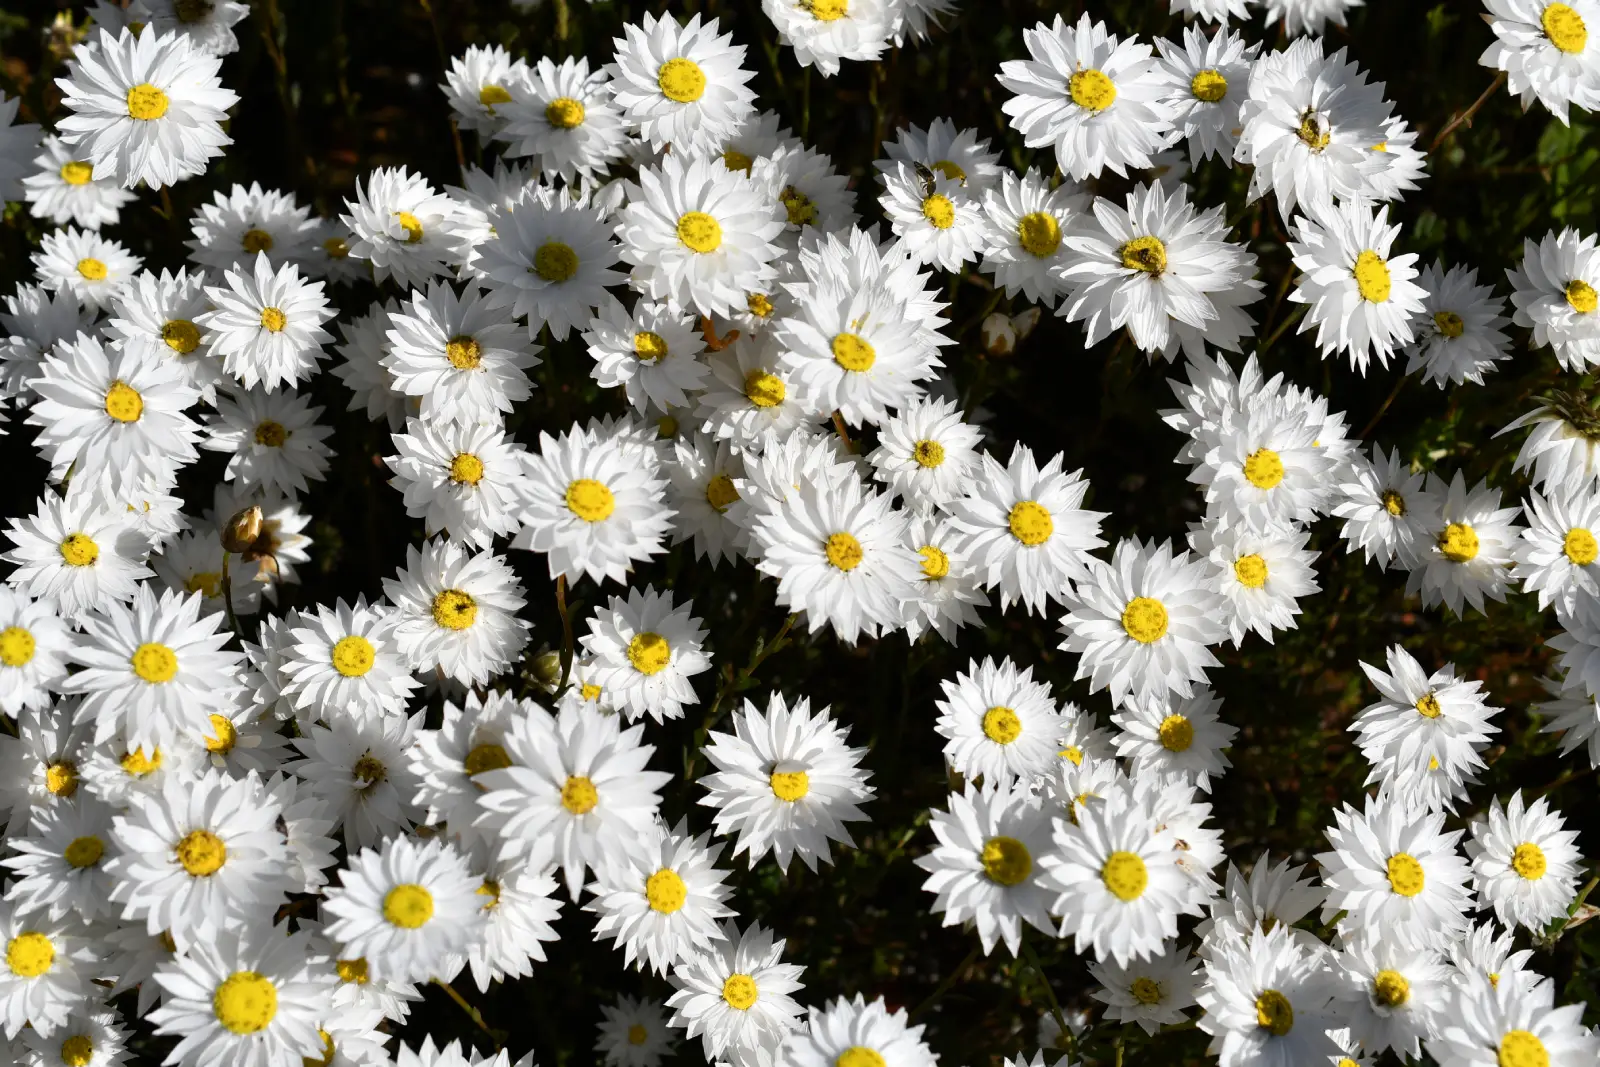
xmin=77 ymin=257 xmax=108 ymax=281
xmin=1017 ymin=211 xmax=1062 ymax=257
xmin=1498 ymin=1030 xmax=1549 ymax=1067
xmin=60 ymin=1035 xmax=94 ymax=1067
xmin=1568 ymin=279 xmax=1598 ymax=313
xmin=533 ymin=241 xmax=579 ymax=281
xmin=464 ymin=743 xmax=511 ymax=776
xmin=834 ymin=1050 xmax=885 ymax=1067
xmin=912 ymin=438 xmax=945 ymax=468
xmin=63 ymin=835 xmax=104 ymax=869
xmin=0 ymin=627 xmax=35 ymax=667
xmin=825 ymin=532 xmax=864 ymax=571
xmin=259 ymin=306 xmax=287 ymax=333
xmin=657 ymin=57 xmax=707 ymax=103
xmin=724 ymin=149 xmax=755 ymax=174
xmin=1386 ymin=852 xmax=1426 ymax=897
xmin=1434 ymin=310 xmax=1465 ymax=338
xmin=121 ymin=747 xmax=162 ymax=776
xmin=645 ymin=868 xmax=688 ymax=913
xmin=450 ymin=452 xmax=485 ymax=486
xmin=1234 ymin=554 xmax=1268 ymax=588
xmin=1544 ymin=3 xmax=1588 ymax=52
xmin=131 ymin=642 xmax=178 ymax=683
xmin=1158 ymin=714 xmax=1194 ymax=752
xmin=1101 ymin=850 xmax=1148 ymax=901
xmin=980 ymin=835 xmax=1032 ymax=886
xmin=1069 ymin=68 xmax=1117 ymax=111
xmin=780 ymin=185 xmax=817 ymax=227
xmin=1512 ymin=841 xmax=1548 ymax=880
xmin=1059 ymin=745 xmax=1083 ymax=765
xmin=1565 ymin=527 xmax=1598 ymax=564
xmin=1254 ymin=989 xmax=1294 ymax=1036
xmin=1243 ymin=448 xmax=1284 ymax=489
xmin=304 ymin=1030 xmax=336 ymax=1067
xmin=204 ymin=714 xmax=237 ymax=754
xmin=176 ymin=829 xmax=227 ymax=876
xmin=396 ymin=211 xmax=424 ymax=243
xmin=706 ymin=473 xmax=740 ymax=513
xmin=127 ymin=83 xmax=169 ymax=120
xmin=45 ymin=761 xmax=78 ymax=797
xmin=57 ymin=160 xmax=96 ymax=189
xmin=1121 ymin=597 xmax=1169 ymax=644
xmin=444 ymin=334 xmax=482 ymax=370
xmin=1439 ymin=522 xmax=1479 ymax=562
xmin=254 ymin=420 xmax=287 ymax=447
xmin=1297 ymin=110 xmax=1331 ymax=150
xmin=1383 ymin=489 xmax=1407 ymax=516
xmin=747 ymin=291 xmax=774 ymax=317
xmin=1373 ymin=969 xmax=1410 ymax=1007
xmin=104 ymin=380 xmax=143 ymax=422
xmin=241 ymin=228 xmax=273 ymax=254
xmin=1007 ymin=500 xmax=1053 ymax=545
xmin=1119 ymin=236 xmax=1167 ymax=274
xmin=831 ymin=332 xmax=876 ymax=372
xmin=60 ymin=533 xmax=100 ymax=567
xmin=536 ymin=95 xmax=585 ymax=130
xmin=1415 ymin=692 xmax=1443 ymax=718
xmin=1352 ymin=250 xmax=1392 ymax=302
xmin=382 ymin=883 xmax=435 ymax=928
xmin=632 ymin=330 xmax=669 ymax=363
xmin=1190 ymin=69 xmax=1228 ymax=102
xmin=331 ymin=635 xmax=376 ymax=677
xmin=770 ymin=769 xmax=810 ymax=801
xmin=213 ymin=971 xmax=277 ymax=1035
xmin=722 ymin=973 xmax=758 ymax=1010
xmin=676 ymin=212 xmax=723 ymax=253
xmin=627 ymin=631 xmax=671 ymax=675
xmin=922 ymin=194 xmax=956 ymax=229
xmin=982 ymin=705 xmax=1022 ymax=744
xmin=334 ymin=957 xmax=370 ymax=985
xmin=744 ymin=369 xmax=786 ymax=407
xmin=566 ymin=478 xmax=616 ymax=521
xmin=478 ymin=83 xmax=513 ymax=109
xmin=162 ymin=319 xmax=202 ymax=353
xmin=627 ymin=1024 xmax=649 ymax=1045
xmin=919 ymin=545 xmax=950 ymax=579
xmin=561 ymin=775 xmax=598 ymax=814
xmin=430 ymin=589 xmax=478 ymax=631
xmin=806 ymin=0 xmax=849 ymax=19
xmin=1130 ymin=976 xmax=1163 ymax=1005
xmin=581 ymin=683 xmax=602 ymax=701
xmin=324 ymin=237 xmax=350 ymax=258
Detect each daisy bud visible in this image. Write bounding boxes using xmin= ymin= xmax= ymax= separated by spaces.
xmin=982 ymin=312 xmax=1016 ymax=357
xmin=530 ymin=649 xmax=562 ymax=689
xmin=221 ymin=505 xmax=263 ymax=553
xmin=1012 ymin=306 xmax=1041 ymax=342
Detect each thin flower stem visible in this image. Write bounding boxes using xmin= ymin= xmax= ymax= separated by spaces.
xmin=908 ymin=944 xmax=980 ymax=1022
xmin=1021 ymin=936 xmax=1071 ymax=1049
xmin=555 ymin=575 xmax=575 ymax=694
xmin=219 ymin=552 xmax=240 ymax=636
xmin=1430 ymin=72 xmax=1508 ymax=154
xmin=683 ymin=613 xmax=798 ymax=781
xmin=1358 ymin=373 xmax=1408 ymax=439
xmin=433 ymin=979 xmax=504 ymax=1049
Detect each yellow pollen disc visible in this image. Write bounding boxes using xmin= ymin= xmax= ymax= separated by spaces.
xmin=1017 ymin=211 xmax=1062 ymax=257
xmin=60 ymin=160 xmax=94 ymax=185
xmin=645 ymin=868 xmax=688 ymax=913
xmin=479 ymin=83 xmax=513 ymax=109
xmin=835 ymin=1049 xmax=885 ymax=1067
xmin=1059 ymin=745 xmax=1083 ymax=765
xmin=305 ymin=1030 xmax=336 ymax=1067
xmin=980 ymin=835 xmax=1032 ymax=886
xmin=1190 ymin=68 xmax=1228 ymax=102
xmin=1158 ymin=714 xmax=1194 ymax=753
xmin=1415 ymin=692 xmax=1443 ymax=718
xmin=633 ymin=330 xmax=670 ymax=362
xmin=336 ymin=958 xmax=369 ymax=984
xmin=1254 ymin=989 xmax=1294 ymax=1036
xmin=162 ymin=319 xmax=201 ymax=354
xmin=6 ymin=931 xmax=54 ymax=977
xmin=1386 ymin=852 xmax=1426 ymax=897
xmin=562 ymin=775 xmax=599 ymax=814
xmin=1101 ymin=850 xmax=1148 ymax=901
xmin=918 ymin=545 xmax=950 ymax=579
xmin=1428 ymin=755 xmax=1441 ymax=771
xmin=126 ymin=83 xmax=169 ymax=120
xmin=449 ymin=452 xmax=485 ymax=486
xmin=747 ymin=291 xmax=775 ymax=317
xmin=627 ymin=1024 xmax=649 ymax=1045
xmin=1007 ymin=500 xmax=1053 ymax=545
xmin=121 ymin=747 xmax=162 ymax=776
xmin=745 ymin=369 xmax=787 ymax=407
xmin=0 ymin=627 xmax=35 ymax=667
xmin=1382 ymin=489 xmax=1407 ymax=517
xmin=676 ymin=211 xmax=723 ymax=253
xmin=176 ymin=829 xmax=226 ymax=876
xmin=213 ymin=971 xmax=277 ymax=1035
xmin=64 ymin=835 xmax=104 ymax=868
xmin=60 ymin=532 xmax=99 ymax=567
xmin=982 ymin=705 xmax=1022 ymax=745
xmin=1438 ymin=522 xmax=1479 ymax=562
xmin=184 ymin=571 xmax=221 ymax=599
xmin=706 ymin=473 xmax=740 ymax=513
xmin=1069 ymin=68 xmax=1117 ymax=111
xmin=77 ymin=257 xmax=108 ymax=281
xmin=932 ymin=159 xmax=966 ymax=182
xmin=1297 ymin=111 xmax=1332 ymax=150
xmin=1498 ymin=1030 xmax=1549 ymax=1067
xmin=1121 ymin=597 xmax=1169 ymax=644
xmin=60 ymin=1035 xmax=94 ymax=1067
xmin=382 ymin=883 xmax=435 ymax=928
xmin=537 ymin=96 xmax=583 ymax=132
xmin=254 ymin=420 xmax=288 ymax=447
xmin=1544 ymin=3 xmax=1588 ymax=52
xmin=1130 ymin=977 xmax=1163 ymax=1005
xmin=1512 ymin=841 xmax=1548 ymax=880
xmin=566 ymin=478 xmax=616 ymax=522
xmin=464 ymin=743 xmax=511 ymax=777
xmin=204 ymin=714 xmax=237 ymax=754
xmin=1565 ymin=526 xmax=1598 ymax=564
xmin=780 ymin=185 xmax=817 ymax=227
xmin=724 ymin=149 xmax=755 ymax=174
xmin=431 ymin=589 xmax=478 ymax=631
xmin=657 ymin=57 xmax=707 ymax=103
xmin=1120 ymin=235 xmax=1167 ymax=274
xmin=324 ymin=236 xmax=350 ymax=258
xmin=770 ymin=769 xmax=810 ymax=801
xmin=1567 ymin=278 xmax=1598 ymax=313
xmin=1434 ymin=310 xmax=1465 ymax=338
xmin=1234 ymin=553 xmax=1269 ymax=589
xmin=1243 ymin=448 xmax=1284 ymax=489
xmin=533 ymin=240 xmax=579 ymax=281
xmin=45 ymin=761 xmax=77 ymax=797
xmin=104 ymin=380 xmax=143 ymax=422
xmin=806 ymin=0 xmax=849 ymax=20
xmin=445 ymin=335 xmax=482 ymax=370
xmin=831 ymin=332 xmax=876 ymax=372
xmin=719 ymin=974 xmax=761 ymax=1014
xmin=1353 ymin=250 xmax=1392 ymax=302
xmin=1373 ymin=969 xmax=1410 ymax=1007
xmin=131 ymin=642 xmax=178 ymax=683
xmin=658 ymin=415 xmax=678 ymax=438
xmin=920 ymin=193 xmax=956 ymax=230
xmin=241 ymin=228 xmax=273 ymax=254
xmin=395 ymin=211 xmax=424 ymax=243
xmin=1338 ymin=1060 xmax=1360 ymax=1067
xmin=912 ymin=438 xmax=945 ymax=468
xmin=259 ymin=306 xmax=287 ymax=333
xmin=581 ymin=683 xmax=603 ymax=701
xmin=825 ymin=531 xmax=864 ymax=571
xmin=331 ymin=635 xmax=376 ymax=677
xmin=627 ymin=632 xmax=672 ymax=676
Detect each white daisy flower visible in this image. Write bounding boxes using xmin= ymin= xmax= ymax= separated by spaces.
xmin=148 ymin=528 xmax=261 ymax=619
xmin=386 ymin=417 xmax=526 ymax=549
xmin=78 ymin=732 xmax=207 ymax=812
xmin=1405 ymin=263 xmax=1514 ymax=387
xmin=695 ymin=332 xmax=822 ymax=448
xmin=1466 ymin=790 xmax=1583 ymax=932
xmin=32 ymin=226 xmax=140 ymax=312
xmin=1111 ymin=687 xmax=1236 ymax=792
xmin=762 ymin=0 xmax=894 ymax=77
xmin=698 ymin=693 xmax=875 ymax=872
xmin=303 ymin=216 xmax=367 ymax=285
xmin=1191 ymin=521 xmax=1320 ymax=646
xmin=944 ymin=443 xmax=1106 ymax=615
xmin=752 ymin=143 xmax=859 ymax=248
xmin=978 ymin=167 xmax=1088 ymax=307
xmin=1426 ymin=972 xmax=1598 ymax=1067
xmin=408 ymin=689 xmax=528 ymax=845
xmin=1405 ymin=471 xmax=1522 ymax=617
xmin=665 ymin=432 xmax=747 ymax=567
xmin=461 ymin=841 xmax=563 ymax=993
xmin=997 ymin=14 xmax=1175 ymax=181
xmin=779 ymin=994 xmax=933 ymax=1067
xmin=497 ymin=55 xmax=628 ymax=183
xmin=382 ymin=539 xmax=530 ymax=687
xmin=0 ymin=91 xmax=41 ymax=201
xmin=584 ymin=295 xmax=711 ymax=414
xmin=587 ymin=818 xmax=736 ymax=976
xmin=197 ymin=253 xmax=334 ymax=392
xmin=934 ymin=656 xmax=1063 ymax=787
xmin=0 ymin=284 xmax=96 ymax=401
xmin=342 ymin=166 xmax=475 ymax=289
xmin=185 ymin=181 xmax=317 ymax=274
xmin=280 ymin=597 xmax=418 ymax=724
xmin=0 ymin=588 xmax=71 ymax=715
xmin=331 ymin=298 xmax=406 ymax=429
xmin=579 ymin=585 xmax=711 ymax=724
xmin=607 ymin=12 xmax=757 ymax=153
xmin=202 ymin=386 xmax=333 ymax=496
xmin=1194 ymin=395 xmax=1334 ymax=533
xmin=1088 ymin=940 xmax=1200 ymax=1036
xmin=1536 ymin=671 xmax=1600 ymax=767
xmin=915 ymin=781 xmax=1056 ymax=956
xmin=1332 ymin=445 xmax=1440 ymax=569
xmin=384 ymin=281 xmax=541 ymax=429
xmin=597 ymin=995 xmax=678 ymax=1067
xmin=1194 ymin=922 xmax=1341 ymax=1067
xmin=900 ymin=513 xmax=989 ymax=643
xmin=0 ymin=705 xmax=93 ymax=833
xmin=140 ymin=0 xmax=251 ymax=55
xmin=1502 ymin=399 xmax=1600 ymax=498
xmin=880 ymin=166 xmax=986 ymax=273
xmin=55 ymin=28 xmax=238 ymax=189
xmin=18 ymin=1006 xmax=129 ymax=1067
xmin=1330 ymin=932 xmax=1451 ymax=1060
xmin=288 ymin=711 xmax=423 ymax=849
xmin=103 ymin=267 xmax=223 ymax=403
xmin=477 ymin=189 xmax=624 ymax=341
xmin=1058 ymin=537 xmax=1226 ymax=710
xmin=1 ymin=492 xmax=151 ymax=623
xmin=0 ymin=795 xmax=118 ymax=922
xmin=441 ymin=44 xmax=530 ymax=135
xmin=665 ymin=920 xmax=805 ymax=1064
xmin=22 ymin=134 xmax=137 ymax=229
xmin=1480 ymin=0 xmax=1600 ymax=124
xmin=877 ymin=117 xmax=1005 ymax=194
xmin=1154 ymin=25 xmax=1256 ymax=164
xmin=1506 ymin=226 xmax=1600 ymax=371
xmin=1513 ymin=485 xmax=1600 ymax=612
xmin=0 ymin=903 xmax=96 ymax=1039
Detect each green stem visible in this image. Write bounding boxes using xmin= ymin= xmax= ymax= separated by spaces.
xmin=219 ymin=552 xmax=240 ymax=636
xmin=908 ymin=944 xmax=979 ymax=1022
xmin=433 ymin=979 xmax=504 ymax=1049
xmin=1021 ymin=936 xmax=1071 ymax=1052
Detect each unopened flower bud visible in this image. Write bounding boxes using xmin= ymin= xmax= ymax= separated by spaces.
xmin=981 ymin=312 xmax=1016 ymax=357
xmin=531 ymin=650 xmax=562 ymax=688
xmin=1011 ymin=306 xmax=1041 ymax=342
xmin=221 ymin=506 xmax=263 ymax=553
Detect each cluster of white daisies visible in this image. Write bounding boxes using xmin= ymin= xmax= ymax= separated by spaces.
xmin=0 ymin=1 xmax=1597 ymax=1067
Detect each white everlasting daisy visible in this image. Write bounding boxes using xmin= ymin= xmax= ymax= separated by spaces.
xmin=78 ymin=732 xmax=207 ymax=812
xmin=384 ymin=281 xmax=542 ymax=428
xmin=280 ymin=598 xmax=418 ymax=723
xmin=1111 ymin=687 xmax=1236 ymax=792
xmin=877 ymin=117 xmax=1005 ymax=195
xmin=694 ymin=334 xmax=823 ymax=448
xmin=699 ymin=693 xmax=874 ymax=872
xmin=197 ymin=253 xmax=333 ymax=392
xmin=915 ymin=782 xmax=1057 ymax=956
xmin=383 ymin=539 xmax=529 ymax=687
xmin=666 ymin=920 xmax=805 ymax=1064
xmin=0 ymin=588 xmax=71 ymax=715
xmin=752 ymin=143 xmax=859 ymax=248
xmin=618 ymin=154 xmax=785 ymax=320
xmin=303 ymin=216 xmax=368 ymax=285
xmin=2 ymin=492 xmax=151 ymax=623
xmin=0 ymin=795 xmax=117 ymax=922
xmin=0 ymin=92 xmax=40 ymax=201
xmin=763 ymin=0 xmax=894 ymax=77
xmin=1405 ymin=471 xmax=1522 ymax=617
xmin=0 ymin=903 xmax=96 ymax=1039
xmin=587 ymin=818 xmax=736 ymax=975
xmin=1405 ymin=263 xmax=1513 ymax=387
xmin=514 ymin=424 xmax=675 ymax=584
xmin=322 ymin=834 xmax=486 ymax=985
xmin=900 ymin=513 xmax=989 ymax=643
xmin=441 ymin=44 xmax=529 ymax=135
xmin=1194 ymin=922 xmax=1341 ymax=1067
xmin=779 ymin=995 xmax=933 ymax=1067
xmin=32 ymin=226 xmax=140 ymax=311
xmin=55 ymin=28 xmax=238 ymax=189
xmin=1332 ymin=445 xmax=1440 ymax=568
xmin=103 ymin=268 xmax=223 ymax=402
xmin=1089 ymin=940 xmax=1201 ymax=1036
xmin=462 ymin=841 xmax=563 ymax=993
xmin=880 ymin=166 xmax=986 ymax=273
xmin=1288 ymin=199 xmax=1425 ymax=373
xmin=497 ymin=56 xmax=628 ymax=183
xmin=997 ymin=14 xmax=1175 ymax=181
xmin=408 ymin=689 xmax=528 ymax=844
xmin=607 ymin=13 xmax=757 ymax=153
xmin=186 ymin=181 xmax=317 ymax=273
xmin=342 ymin=167 xmax=475 ymax=289
xmin=1513 ymin=486 xmax=1600 ymax=611
xmin=386 ymin=417 xmax=526 ymax=549
xmin=1316 ymin=794 xmax=1474 ymax=947
xmin=1191 ymin=521 xmax=1320 ymax=646
xmin=1059 ymin=538 xmax=1226 ymax=710
xmin=1058 ymin=180 xmax=1263 ymax=360
xmin=22 ymin=134 xmax=137 ymax=229
xmin=597 ymin=995 xmax=678 ymax=1067
xmin=1466 ymin=791 xmax=1583 ymax=932
xmin=666 ymin=432 xmax=747 ymax=567
xmin=1506 ymin=227 xmax=1600 ymax=371
xmin=148 ymin=528 xmax=261 ymax=619
xmin=202 ymin=386 xmax=333 ymax=496
xmin=1427 ymin=972 xmax=1598 ymax=1067
xmin=0 ymin=706 xmax=93 ymax=834
xmin=477 ymin=190 xmax=624 ymax=341
xmin=584 ymin=295 xmax=711 ymax=413
xmin=332 ymin=298 xmax=406 ymax=429
xmin=1502 ymin=400 xmax=1600 ymax=498
xmin=477 ymin=703 xmax=671 ymax=899
xmin=1154 ymin=25 xmax=1256 ymax=164
xmin=288 ymin=711 xmax=424 ymax=849
xmin=934 ymin=656 xmax=1063 ymax=787
xmin=1331 ymin=932 xmax=1451 ymax=1060
xmin=978 ymin=167 xmax=1087 ymax=306
xmin=18 ymin=1006 xmax=129 ymax=1067
xmin=579 ymin=586 xmax=710 ymax=724
xmin=1536 ymin=672 xmax=1600 ymax=768
xmin=1481 ymin=0 xmax=1600 ymax=123
xmin=0 ymin=284 xmax=96 ymax=401
xmin=1194 ymin=396 xmax=1334 ymax=532
xmin=944 ymin=444 xmax=1105 ymax=615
